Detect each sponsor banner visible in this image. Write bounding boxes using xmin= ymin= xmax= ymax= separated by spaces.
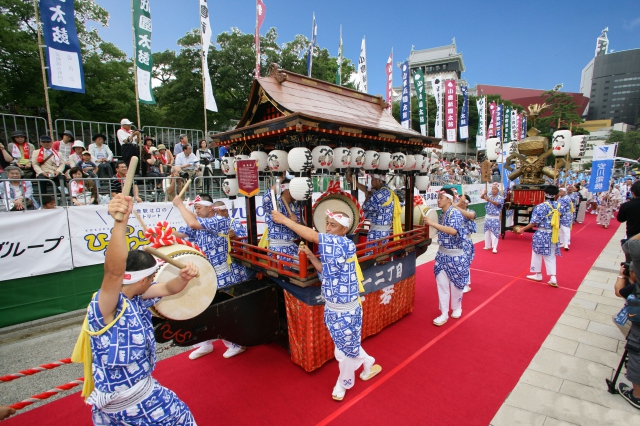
xmin=413 ymin=69 xmax=427 ymax=135
xmin=255 ymin=0 xmax=266 ymax=78
xmin=358 ymin=37 xmax=367 ymax=93
xmin=400 ymin=61 xmax=410 ymax=129
xmin=133 ymin=0 xmax=155 ymax=104
xmin=588 ymin=144 xmax=617 ymax=193
xmin=522 ymin=115 xmax=527 ymax=139
xmin=200 ymin=0 xmax=218 ymax=112
xmin=431 ymin=77 xmax=443 ymax=139
xmin=39 ymin=0 xmax=85 ymax=93
xmin=476 ymin=97 xmax=486 ymax=149
xmin=0 ymin=208 xmax=73 ymax=281
xmin=459 ymin=86 xmax=469 ymax=140
xmin=385 ymin=50 xmax=392 ymax=114
xmin=496 ymin=104 xmax=503 ymax=142
xmin=488 ymin=101 xmax=497 ymax=137
xmin=516 ymin=113 xmax=523 ymax=140
xmin=444 ymin=79 xmax=457 ymax=142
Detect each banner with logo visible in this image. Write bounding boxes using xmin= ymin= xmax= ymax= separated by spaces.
xmin=358 ymin=37 xmax=367 ymax=93
xmin=0 ymin=208 xmax=73 ymax=281
xmin=400 ymin=61 xmax=410 ymax=129
xmin=385 ymin=50 xmax=393 ymax=114
xmin=476 ymin=97 xmax=486 ymax=149
xmin=459 ymin=86 xmax=469 ymax=140
xmin=444 ymin=79 xmax=457 ymax=142
xmin=488 ymin=101 xmax=497 ymax=137
xmin=255 ymin=0 xmax=266 ymax=78
xmin=496 ymin=104 xmax=503 ymax=142
xmin=39 ymin=0 xmax=85 ymax=93
xmin=413 ymin=69 xmax=427 ymax=135
xmin=133 ymin=0 xmax=155 ymax=103
xmin=336 ymin=26 xmax=343 ymax=85
xmin=200 ymin=0 xmax=218 ymax=112
xmin=588 ymin=144 xmax=617 ymax=193
xmin=522 ymin=115 xmax=527 ymax=139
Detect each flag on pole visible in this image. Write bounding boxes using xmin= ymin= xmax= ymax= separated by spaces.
xmin=488 ymin=101 xmax=497 ymax=137
xmin=503 ymin=105 xmax=511 ymax=142
xmin=400 ymin=61 xmax=410 ymax=129
xmin=476 ymin=96 xmax=486 ymax=149
xmin=444 ymin=79 xmax=457 ymax=142
xmin=522 ymin=115 xmax=527 ymax=139
xmin=306 ymin=13 xmax=317 ymax=77
xmin=385 ymin=49 xmax=393 ymax=114
xmin=431 ymin=77 xmax=443 ymax=139
xmin=357 ymin=37 xmax=367 ymax=93
xmin=510 ymin=108 xmax=518 ymax=141
xmin=133 ymin=0 xmax=155 ymax=104
xmin=588 ymin=144 xmax=617 ymax=193
xmin=39 ymin=0 xmax=85 ymax=93
xmin=459 ymin=85 xmax=469 ymax=140
xmin=336 ymin=25 xmax=343 ymax=85
xmin=255 ymin=0 xmax=266 ymax=79
xmin=496 ymin=104 xmax=503 ymax=142
xmin=413 ymin=69 xmax=427 ymax=135
xmin=516 ymin=113 xmax=522 ymax=140
xmin=200 ymin=0 xmax=217 ymax=112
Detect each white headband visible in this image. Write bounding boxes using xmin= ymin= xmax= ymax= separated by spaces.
xmin=193 ymin=195 xmax=213 ymax=206
xmin=326 ymin=209 xmax=351 ymax=227
xmin=123 ymin=264 xmax=158 ymax=284
xmin=280 ymin=183 xmax=289 ymax=190
xmin=213 ymin=204 xmax=227 ymax=211
xmin=439 ymin=191 xmax=453 ymax=201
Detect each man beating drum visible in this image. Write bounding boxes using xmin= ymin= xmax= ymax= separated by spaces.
xmin=271 ymin=208 xmax=382 ymax=401
xmin=172 ymin=194 xmax=248 ymax=359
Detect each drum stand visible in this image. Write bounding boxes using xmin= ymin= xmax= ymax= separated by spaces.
xmin=606 ymin=350 xmax=628 ymax=394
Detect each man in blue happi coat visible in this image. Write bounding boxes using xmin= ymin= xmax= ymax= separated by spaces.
xmin=557 ymin=187 xmax=574 ymax=251
xmin=262 ymin=179 xmax=301 ymax=260
xmin=482 ymin=182 xmax=504 ymax=253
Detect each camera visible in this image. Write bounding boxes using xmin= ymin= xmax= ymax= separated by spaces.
xmin=621 ymin=261 xmax=631 ymax=278
xmin=179 ymin=171 xmax=190 ymax=180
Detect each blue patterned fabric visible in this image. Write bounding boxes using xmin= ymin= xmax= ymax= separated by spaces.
xmin=434 ymin=208 xmax=470 ymax=289
xmin=530 ymin=200 xmax=562 ymax=257
xmin=362 ymin=186 xmax=394 ymax=253
xmin=263 ymin=192 xmax=299 ymax=259
xmin=462 ymin=208 xmax=476 ymax=263
xmin=558 ymin=195 xmax=573 ymax=227
xmin=484 ymin=194 xmax=504 ymax=238
xmin=228 ymin=218 xmax=248 ymax=283
xmin=569 ymin=192 xmax=580 ymax=221
xmin=317 ymin=233 xmax=359 ymax=304
xmin=324 ymin=305 xmax=363 ymax=358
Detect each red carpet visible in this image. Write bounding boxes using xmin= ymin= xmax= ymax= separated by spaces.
xmin=6 ymin=213 xmax=619 ymax=425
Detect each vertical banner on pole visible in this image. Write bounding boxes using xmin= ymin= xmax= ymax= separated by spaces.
xmin=358 ymin=37 xmax=367 ymax=93
xmin=133 ymin=0 xmax=155 ymax=104
xmin=385 ymin=50 xmax=393 ymax=114
xmin=39 ymin=0 xmax=85 ymax=93
xmin=306 ymin=13 xmax=317 ymax=77
xmin=336 ymin=25 xmax=343 ymax=85
xmin=400 ymin=61 xmax=410 ymax=129
xmin=200 ymin=0 xmax=217 ymax=112
xmin=255 ymin=0 xmax=266 ymax=79
xmin=503 ymin=105 xmax=511 ymax=142
xmin=459 ymin=85 xmax=469 ymax=140
xmin=516 ymin=113 xmax=522 ymax=140
xmin=522 ymin=115 xmax=527 ymax=138
xmin=510 ymin=109 xmax=518 ymax=141
xmin=431 ymin=77 xmax=443 ymax=139
xmin=444 ymin=79 xmax=457 ymax=142
xmin=488 ymin=101 xmax=497 ymax=137
xmin=588 ymin=144 xmax=617 ymax=193
xmin=476 ymin=97 xmax=486 ymax=149
xmin=496 ymin=104 xmax=503 ymax=142
xmin=413 ymin=69 xmax=427 ymax=135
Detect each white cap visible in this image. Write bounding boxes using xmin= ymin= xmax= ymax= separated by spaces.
xmin=72 ymin=140 xmax=85 ymax=148
xmin=120 ymin=118 xmax=133 ymax=125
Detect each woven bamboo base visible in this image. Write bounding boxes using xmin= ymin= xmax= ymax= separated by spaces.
xmin=284 ymin=275 xmax=416 ymax=372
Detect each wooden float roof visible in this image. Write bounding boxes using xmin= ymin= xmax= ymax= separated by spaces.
xmin=211 ymin=64 xmax=441 ymax=148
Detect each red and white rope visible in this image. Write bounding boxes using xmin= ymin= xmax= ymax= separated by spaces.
xmin=0 ymin=358 xmax=72 ymax=383
xmin=145 ymin=221 xmax=205 ymax=255
xmin=9 ymin=378 xmax=84 ymax=410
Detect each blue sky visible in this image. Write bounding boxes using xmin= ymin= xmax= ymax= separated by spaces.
xmin=94 ymin=0 xmax=640 ymax=96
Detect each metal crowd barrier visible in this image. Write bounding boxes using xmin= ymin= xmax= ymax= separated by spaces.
xmin=66 ymin=176 xmax=192 ymax=205
xmin=141 ymin=127 xmax=204 ymax=153
xmin=0 ymin=178 xmax=60 ymax=212
xmin=54 ymin=119 xmax=121 ymax=157
xmin=1 ymin=114 xmax=49 ymax=145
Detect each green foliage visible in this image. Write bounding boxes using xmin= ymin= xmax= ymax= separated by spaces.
xmin=608 ymin=130 xmax=640 ymax=160
xmin=534 ymin=90 xmax=588 ymax=139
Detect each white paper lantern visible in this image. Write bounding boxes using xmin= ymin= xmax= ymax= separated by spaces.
xmin=311 ymin=145 xmax=334 ymax=170
xmin=377 ymin=152 xmax=392 ymax=170
xmin=233 ymin=155 xmax=249 ymax=174
xmin=403 ymin=154 xmax=416 ymax=171
xmin=415 ymin=175 xmax=430 ymax=192
xmin=222 ymin=178 xmax=239 ymax=197
xmin=363 ymin=150 xmax=380 ymax=170
xmin=349 ymin=147 xmax=365 ymax=168
xmin=413 ymin=154 xmax=425 ymax=172
xmin=570 ymin=135 xmax=587 ymax=159
xmin=486 ymin=138 xmax=500 ymax=161
xmin=420 ymin=155 xmax=431 ymax=173
xmin=390 ymin=152 xmax=406 ymax=170
xmin=289 ymin=177 xmax=313 ymax=200
xmin=268 ymin=150 xmax=288 ymax=172
xmin=220 ymin=156 xmax=236 ymax=175
xmin=330 ymin=147 xmax=351 ymax=171
xmin=288 ymin=147 xmax=313 ymax=172
xmin=250 ymin=150 xmax=270 ymax=173
xmin=552 ymin=130 xmax=572 ymax=156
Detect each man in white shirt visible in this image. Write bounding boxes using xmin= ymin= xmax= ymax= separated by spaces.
xmin=116 ymin=118 xmax=140 ymax=168
xmin=174 ymin=144 xmax=199 ymax=179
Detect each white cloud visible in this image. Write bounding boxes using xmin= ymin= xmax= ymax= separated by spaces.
xmin=623 ymin=17 xmax=640 ymax=30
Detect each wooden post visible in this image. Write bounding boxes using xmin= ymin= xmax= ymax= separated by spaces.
xmin=32 ymin=0 xmax=54 ymax=139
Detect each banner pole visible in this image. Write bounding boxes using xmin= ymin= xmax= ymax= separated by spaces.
xmin=32 ymin=0 xmax=54 ymax=139
xmin=131 ymin=0 xmax=141 ymax=131
xmin=200 ymin=6 xmax=208 ymax=140
xmin=254 ymin=0 xmax=259 ymax=79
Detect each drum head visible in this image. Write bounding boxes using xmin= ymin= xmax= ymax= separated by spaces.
xmin=153 ymin=252 xmax=217 ymax=321
xmin=313 ymin=194 xmax=360 ymax=234
xmin=423 ymin=207 xmax=438 ymax=239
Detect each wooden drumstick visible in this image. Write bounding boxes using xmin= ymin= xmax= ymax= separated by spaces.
xmin=114 ymin=157 xmax=138 ymax=222
xmin=178 ymin=178 xmax=191 ymax=199
xmin=143 ymin=246 xmax=200 ymax=277
xmin=133 ymin=209 xmax=148 ymax=233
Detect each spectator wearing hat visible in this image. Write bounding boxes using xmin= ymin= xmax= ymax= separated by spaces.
xmin=52 ymin=130 xmax=74 ymax=168
xmin=68 ymin=166 xmax=98 ymax=206
xmin=77 ymin=150 xmax=98 ymax=178
xmin=141 ymin=136 xmax=156 ymax=177
xmin=0 ymin=166 xmax=39 ymax=211
xmin=31 ymin=135 xmax=65 ymax=198
xmin=88 ymin=133 xmax=114 ymax=178
xmin=117 ymin=118 xmax=141 ymax=167
xmin=68 ymin=140 xmax=87 ymax=168
xmin=173 ymin=134 xmax=190 ymax=156
xmin=156 ymin=144 xmax=173 ymax=167
xmin=8 ymin=130 xmax=35 ymax=178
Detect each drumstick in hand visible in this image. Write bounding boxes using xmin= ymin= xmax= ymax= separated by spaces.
xmin=114 ymin=157 xmax=138 ymax=222
xmin=178 ymin=178 xmax=191 ymax=199
xmin=133 ymin=209 xmax=148 ymax=233
xmin=143 ymin=246 xmax=200 ymax=277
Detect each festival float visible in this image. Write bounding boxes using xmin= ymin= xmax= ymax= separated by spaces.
xmin=150 ymin=64 xmax=441 ymax=372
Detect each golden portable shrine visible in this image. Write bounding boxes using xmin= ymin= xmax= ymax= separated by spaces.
xmin=151 ymin=64 xmax=441 ymax=372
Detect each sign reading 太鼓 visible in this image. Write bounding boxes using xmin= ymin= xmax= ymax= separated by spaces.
xmin=133 ymin=0 xmax=155 ymax=104
xmin=413 ymin=69 xmax=427 ymax=136
xmin=39 ymin=0 xmax=85 ymax=93
xmin=237 ymin=159 xmax=260 ymax=197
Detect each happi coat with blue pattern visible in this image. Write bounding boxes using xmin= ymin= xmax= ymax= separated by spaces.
xmin=318 ymin=233 xmax=363 ymax=358
xmin=530 ymin=200 xmax=562 ymax=257
xmin=434 ymin=207 xmax=470 ymax=289
xmin=263 ymin=192 xmax=300 ymax=259
xmin=228 ymin=218 xmax=248 ymax=283
xmin=87 ymin=292 xmax=195 ymax=425
xmin=462 ymin=207 xmax=477 ymax=263
xmin=362 ymin=185 xmax=394 ymax=249
xmin=483 ymin=194 xmax=504 ymax=238
xmin=558 ymin=195 xmax=573 ymax=227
